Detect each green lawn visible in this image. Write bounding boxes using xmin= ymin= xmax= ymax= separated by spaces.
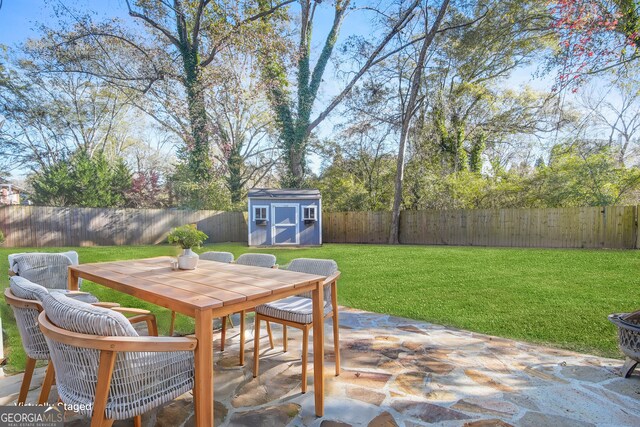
xmin=1 ymin=243 xmax=637 ymax=372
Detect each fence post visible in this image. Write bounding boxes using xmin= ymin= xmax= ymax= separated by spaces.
xmin=636 ymin=205 xmax=640 ymax=249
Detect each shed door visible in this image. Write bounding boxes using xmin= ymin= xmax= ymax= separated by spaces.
xmin=271 ymin=203 xmax=299 ymax=245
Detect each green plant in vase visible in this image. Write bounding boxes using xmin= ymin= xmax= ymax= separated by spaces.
xmin=167 ymin=224 xmax=208 ymax=269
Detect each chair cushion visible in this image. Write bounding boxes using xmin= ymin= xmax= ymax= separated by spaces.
xmin=199 ymin=251 xmax=234 ymax=263
xmin=55 ymin=291 xmax=100 ymax=304
xmin=42 ymin=292 xmax=138 ymax=337
xmin=10 ymin=276 xmax=50 ymax=301
xmin=236 ymin=253 xmax=276 ymax=268
xmin=8 ymin=277 xmax=50 ymax=360
xmin=256 ymin=296 xmax=330 ymax=324
xmin=10 ymin=275 xmax=98 ymax=304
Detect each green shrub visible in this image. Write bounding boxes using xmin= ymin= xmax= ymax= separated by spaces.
xmin=167 ymin=224 xmax=208 ymax=249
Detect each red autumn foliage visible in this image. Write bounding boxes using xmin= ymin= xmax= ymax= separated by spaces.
xmin=126 ymin=170 xmax=164 ymax=208
xmin=548 ymin=0 xmax=636 ymax=90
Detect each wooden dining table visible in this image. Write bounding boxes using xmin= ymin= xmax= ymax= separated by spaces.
xmin=67 ymin=256 xmax=328 ymax=427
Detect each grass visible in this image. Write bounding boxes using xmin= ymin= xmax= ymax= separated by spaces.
xmin=1 ymin=243 xmax=637 ymax=372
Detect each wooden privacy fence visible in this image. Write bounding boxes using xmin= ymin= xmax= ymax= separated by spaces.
xmin=0 ymin=206 xmax=247 ymax=247
xmin=0 ymin=205 xmax=637 ymax=249
xmin=323 ymin=206 xmax=639 ymax=249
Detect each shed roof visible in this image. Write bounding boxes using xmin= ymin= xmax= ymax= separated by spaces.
xmin=248 ymin=188 xmax=321 ymax=199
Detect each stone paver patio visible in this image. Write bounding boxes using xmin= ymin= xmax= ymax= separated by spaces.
xmin=2 ymin=307 xmax=639 ymax=426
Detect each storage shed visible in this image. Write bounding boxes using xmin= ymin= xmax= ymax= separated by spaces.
xmin=248 ymin=188 xmax=322 ymax=246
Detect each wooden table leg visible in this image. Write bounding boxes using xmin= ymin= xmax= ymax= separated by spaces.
xmin=194 ymin=309 xmax=214 ymax=427
xmin=68 ymin=268 xmax=80 ymax=291
xmin=312 ymin=280 xmax=324 ymax=417
xmin=239 ymin=310 xmax=246 ymax=366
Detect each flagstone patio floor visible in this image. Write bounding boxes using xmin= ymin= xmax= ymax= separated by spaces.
xmin=1 ymin=307 xmax=639 ymax=426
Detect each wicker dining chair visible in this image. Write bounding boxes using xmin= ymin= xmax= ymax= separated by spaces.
xmin=222 ymin=253 xmax=277 ymax=365
xmin=10 ymin=252 xmax=99 ymax=303
xmin=39 ymin=292 xmax=196 ymax=427
xmin=253 ymin=258 xmax=341 ymax=393
xmin=5 ymin=276 xmax=157 ymax=406
xmin=235 ymin=253 xmax=277 ymax=269
xmin=199 ymin=251 xmax=234 ymax=263
xmin=167 ymin=251 xmax=235 ymax=336
xmin=8 ymin=251 xmax=80 ymax=274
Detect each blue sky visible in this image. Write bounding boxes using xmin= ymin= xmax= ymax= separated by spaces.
xmin=0 ymin=0 xmax=49 ymax=45
xmin=0 ymin=0 xmax=131 ymax=45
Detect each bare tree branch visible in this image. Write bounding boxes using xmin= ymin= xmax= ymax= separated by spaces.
xmin=308 ymin=0 xmax=421 ymax=133
xmin=125 ymin=0 xmax=181 ymax=48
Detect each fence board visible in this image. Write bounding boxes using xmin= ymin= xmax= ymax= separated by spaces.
xmin=324 ymin=206 xmax=637 ymax=249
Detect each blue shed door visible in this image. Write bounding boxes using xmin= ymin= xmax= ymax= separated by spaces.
xmin=271 ymin=203 xmax=299 ymax=245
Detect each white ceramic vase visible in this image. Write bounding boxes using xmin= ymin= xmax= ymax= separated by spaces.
xmin=178 ymin=248 xmax=199 ymax=270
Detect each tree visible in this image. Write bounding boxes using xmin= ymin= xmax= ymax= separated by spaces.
xmin=169 ymin=162 xmax=232 ymax=210
xmin=258 ymin=0 xmax=421 ymax=188
xmin=312 ymin=165 xmax=370 ymax=211
xmin=126 ymin=170 xmax=164 ymax=208
xmin=312 ymin=79 xmax=398 ymax=211
xmin=207 ymin=50 xmax=279 ymax=205
xmin=579 ymin=71 xmax=640 ymax=166
xmin=313 ymin=134 xmax=396 ymax=212
xmin=532 ymin=142 xmax=640 ymax=206
xmin=0 ymin=46 xmax=136 ymax=171
xmin=389 ymin=0 xmax=450 ymax=244
xmin=43 ymin=0 xmax=293 ymax=184
xmin=378 ymin=0 xmax=555 ymax=242
xmin=417 ymin=0 xmax=552 ymax=174
xmin=30 ymin=150 xmax=131 ymax=207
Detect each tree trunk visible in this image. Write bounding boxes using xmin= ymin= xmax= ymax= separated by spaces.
xmin=389 ymin=124 xmax=411 ymax=244
xmin=182 ymin=50 xmax=211 ymax=182
xmin=227 ymin=146 xmax=244 ymax=204
xmin=174 ymin=0 xmax=211 ymax=183
xmin=283 ymin=127 xmax=307 ymax=188
xmin=619 ymin=135 xmax=629 ymax=167
xmin=388 ymin=0 xmax=450 ymax=244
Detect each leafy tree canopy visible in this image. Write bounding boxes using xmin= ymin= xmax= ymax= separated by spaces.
xmin=30 ymin=150 xmax=131 ymax=207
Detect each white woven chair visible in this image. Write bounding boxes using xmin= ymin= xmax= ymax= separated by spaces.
xmin=5 ymin=276 xmax=157 ymax=406
xmin=167 ymin=251 xmax=235 ymax=336
xmin=235 ymin=253 xmax=277 ymax=268
xmin=253 ymin=258 xmax=341 ymax=393
xmin=8 ymin=251 xmax=79 ymax=273
xmin=39 ymin=292 xmax=196 ymax=427
xmin=9 ymin=252 xmax=99 ymax=303
xmin=199 ymin=251 xmax=234 ymax=263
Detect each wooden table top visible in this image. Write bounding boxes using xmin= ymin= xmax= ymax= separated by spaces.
xmin=70 ymin=257 xmax=326 ymax=315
